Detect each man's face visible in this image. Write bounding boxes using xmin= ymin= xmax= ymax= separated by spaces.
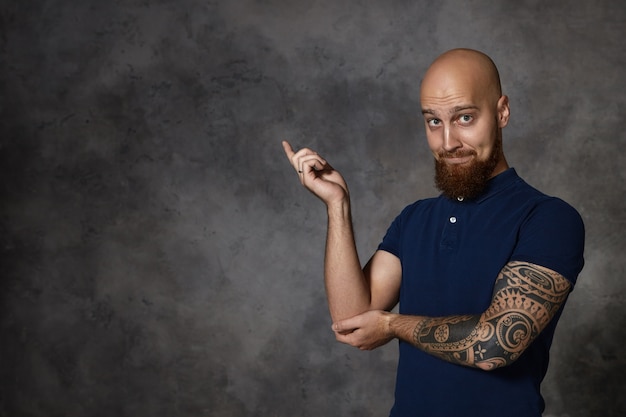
xmin=420 ymin=72 xmax=509 ymax=199
xmin=432 ymin=126 xmax=502 ymax=200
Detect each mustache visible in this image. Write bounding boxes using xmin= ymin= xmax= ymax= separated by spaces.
xmin=438 ymin=150 xmax=477 ymax=159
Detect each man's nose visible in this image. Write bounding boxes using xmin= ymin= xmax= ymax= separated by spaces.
xmin=443 ymin=126 xmax=462 ymax=152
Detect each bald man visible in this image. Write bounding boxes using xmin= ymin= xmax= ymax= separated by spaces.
xmin=283 ymin=49 xmax=584 ymax=417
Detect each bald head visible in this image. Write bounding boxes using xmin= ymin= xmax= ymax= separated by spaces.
xmin=421 ymin=48 xmax=502 ymax=106
xmin=420 ymin=49 xmax=511 ymax=197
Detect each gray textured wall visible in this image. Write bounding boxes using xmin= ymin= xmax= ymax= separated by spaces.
xmin=1 ymin=1 xmax=624 ymax=416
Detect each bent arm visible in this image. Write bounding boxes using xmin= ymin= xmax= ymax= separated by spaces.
xmin=389 ymin=260 xmax=571 ymax=370
xmin=335 ymin=260 xmax=571 ymax=370
xmin=325 ymin=204 xmax=402 ymax=321
xmin=324 ymin=201 xmax=370 ymax=321
xmin=282 ymin=141 xmax=400 ymax=322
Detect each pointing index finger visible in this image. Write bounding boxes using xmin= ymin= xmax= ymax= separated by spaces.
xmin=282 ymin=140 xmax=295 ymax=160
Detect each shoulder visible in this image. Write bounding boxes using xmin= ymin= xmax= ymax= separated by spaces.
xmin=516 ymin=181 xmax=585 ymax=231
xmin=526 ymin=196 xmax=585 ymax=247
xmin=396 ymin=195 xmax=445 ymax=219
xmin=498 ymin=173 xmax=584 ymax=228
xmin=510 ymin=189 xmax=585 ymax=284
xmin=381 ymin=196 xmax=443 ymax=244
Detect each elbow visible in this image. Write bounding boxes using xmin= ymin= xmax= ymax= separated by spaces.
xmin=475 ymin=359 xmax=507 ymax=371
xmin=472 ymin=338 xmax=530 ymax=371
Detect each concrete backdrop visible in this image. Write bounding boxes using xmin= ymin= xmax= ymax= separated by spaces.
xmin=1 ymin=0 xmax=624 ymax=416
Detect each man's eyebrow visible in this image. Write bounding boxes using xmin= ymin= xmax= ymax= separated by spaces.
xmin=421 ymin=105 xmax=479 ymax=116
xmin=451 ymin=105 xmax=479 ymax=113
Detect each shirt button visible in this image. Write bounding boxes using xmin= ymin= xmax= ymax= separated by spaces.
xmin=449 ymin=216 xmax=457 ymax=223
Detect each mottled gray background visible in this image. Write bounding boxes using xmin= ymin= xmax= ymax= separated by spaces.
xmin=1 ymin=0 xmax=624 ymax=416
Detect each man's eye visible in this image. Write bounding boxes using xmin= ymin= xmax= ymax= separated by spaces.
xmin=427 ymin=119 xmax=441 ymax=127
xmin=459 ymin=115 xmax=473 ymax=123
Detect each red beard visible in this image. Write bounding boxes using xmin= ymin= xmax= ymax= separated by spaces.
xmin=434 ymin=138 xmax=501 ymax=200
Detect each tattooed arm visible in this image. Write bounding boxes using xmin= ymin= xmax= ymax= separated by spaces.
xmin=332 ymin=260 xmax=572 ymax=370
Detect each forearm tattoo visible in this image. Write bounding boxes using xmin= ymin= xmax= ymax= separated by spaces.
xmin=412 ymin=261 xmax=571 ymax=369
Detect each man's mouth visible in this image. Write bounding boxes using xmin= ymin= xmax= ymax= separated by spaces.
xmin=442 ymin=153 xmax=475 ymax=165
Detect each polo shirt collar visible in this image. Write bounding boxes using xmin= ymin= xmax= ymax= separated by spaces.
xmin=474 ymin=168 xmax=519 ymax=204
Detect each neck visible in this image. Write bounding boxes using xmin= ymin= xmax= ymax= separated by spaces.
xmin=489 ymin=153 xmax=509 ymax=179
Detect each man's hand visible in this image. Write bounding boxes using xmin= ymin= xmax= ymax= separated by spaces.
xmin=332 ymin=310 xmax=395 ymax=350
xmin=282 ymin=141 xmax=349 ymax=206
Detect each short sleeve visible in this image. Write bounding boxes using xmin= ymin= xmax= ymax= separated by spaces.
xmin=510 ymin=197 xmax=585 ymax=286
xmin=377 ymin=202 xmax=421 ymax=258
xmin=377 ymin=212 xmax=402 ymax=258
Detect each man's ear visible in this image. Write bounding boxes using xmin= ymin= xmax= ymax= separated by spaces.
xmin=497 ymin=95 xmax=510 ymax=128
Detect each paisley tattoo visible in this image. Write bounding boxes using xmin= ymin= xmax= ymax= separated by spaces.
xmin=411 ymin=261 xmax=571 ymax=369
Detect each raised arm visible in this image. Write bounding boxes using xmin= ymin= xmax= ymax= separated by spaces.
xmin=282 ymin=141 xmax=401 ymax=322
xmin=333 ymin=260 xmax=571 ymax=370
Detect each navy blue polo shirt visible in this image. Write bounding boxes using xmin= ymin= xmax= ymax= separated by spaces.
xmin=378 ymin=168 xmax=585 ymax=417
